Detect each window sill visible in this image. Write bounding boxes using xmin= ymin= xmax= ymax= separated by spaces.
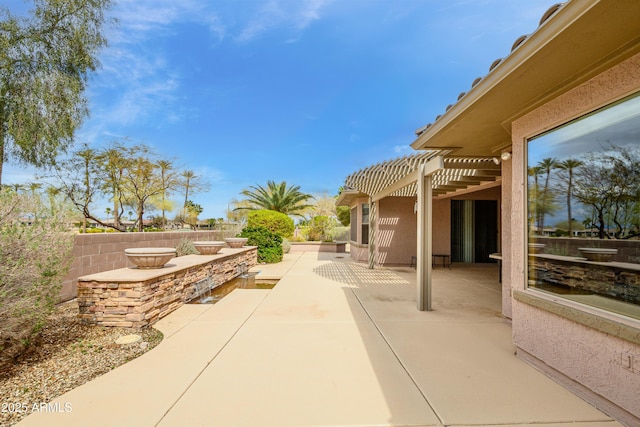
xmin=514 ymin=289 xmax=640 ymax=346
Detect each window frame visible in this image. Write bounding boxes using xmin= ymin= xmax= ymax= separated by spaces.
xmin=524 ymin=91 xmax=640 ymax=322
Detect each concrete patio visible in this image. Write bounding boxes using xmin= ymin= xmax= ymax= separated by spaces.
xmin=17 ymin=252 xmax=622 ymax=426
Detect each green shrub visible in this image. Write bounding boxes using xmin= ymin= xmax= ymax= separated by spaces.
xmin=240 ymin=226 xmax=283 ymax=263
xmin=0 ymin=190 xmax=74 ymax=371
xmin=247 ymin=210 xmax=294 ymax=237
xmin=288 ymin=234 xmax=306 ymax=242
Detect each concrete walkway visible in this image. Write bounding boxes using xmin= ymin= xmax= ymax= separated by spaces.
xmin=18 ymin=252 xmax=622 ymax=426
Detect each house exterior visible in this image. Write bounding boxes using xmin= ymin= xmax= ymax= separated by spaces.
xmin=338 ymin=1 xmax=640 ymax=424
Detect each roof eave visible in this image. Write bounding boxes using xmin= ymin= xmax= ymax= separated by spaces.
xmin=411 ymin=0 xmax=640 ymax=155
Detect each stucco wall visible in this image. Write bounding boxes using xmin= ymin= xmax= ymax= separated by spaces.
xmin=501 ymin=157 xmax=513 ymax=318
xmin=510 ymin=52 xmax=640 ymax=420
xmin=63 ymin=231 xmax=231 ymax=302
xmin=377 ymin=197 xmax=417 ymax=265
xmin=432 ymin=199 xmax=450 ymax=256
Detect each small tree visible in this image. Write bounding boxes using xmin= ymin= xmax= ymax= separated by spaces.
xmin=0 ymin=0 xmax=112 ymax=186
xmin=307 ymin=215 xmax=334 ymax=242
xmin=119 ymin=145 xmax=164 ymax=232
xmin=183 ymin=200 xmax=203 ymax=229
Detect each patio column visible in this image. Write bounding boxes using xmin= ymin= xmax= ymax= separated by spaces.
xmin=368 ymin=198 xmax=377 ymax=269
xmin=416 ymin=156 xmax=444 ymax=311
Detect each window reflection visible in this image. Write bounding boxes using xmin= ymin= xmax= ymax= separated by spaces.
xmin=527 ymin=93 xmax=640 ymax=320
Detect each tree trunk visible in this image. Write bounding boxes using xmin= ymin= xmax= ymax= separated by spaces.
xmin=0 ymin=122 xmax=4 ymax=188
xmin=137 ymin=204 xmax=144 ymax=232
xmin=566 ymin=173 xmax=572 ymax=237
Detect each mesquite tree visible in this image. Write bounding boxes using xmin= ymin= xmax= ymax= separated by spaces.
xmin=0 ymin=0 xmax=112 ymax=186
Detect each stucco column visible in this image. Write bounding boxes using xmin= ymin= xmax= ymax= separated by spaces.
xmin=368 ymin=198 xmax=377 ymax=269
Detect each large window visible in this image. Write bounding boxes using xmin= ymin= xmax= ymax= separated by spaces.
xmin=527 ymin=92 xmax=640 ymax=320
xmin=350 ymin=207 xmax=357 ymax=242
xmin=362 ymin=203 xmax=369 ymax=245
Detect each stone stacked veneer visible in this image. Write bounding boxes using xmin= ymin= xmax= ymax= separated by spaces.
xmin=530 ymin=254 xmax=640 ymax=304
xmin=77 ymin=247 xmax=257 ymax=328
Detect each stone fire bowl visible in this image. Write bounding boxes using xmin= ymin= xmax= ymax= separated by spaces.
xmin=225 ymin=237 xmax=248 ymax=248
xmin=125 ymin=247 xmax=177 ymax=269
xmin=193 ymin=241 xmax=225 ymax=255
xmin=578 ymin=247 xmax=618 ymax=262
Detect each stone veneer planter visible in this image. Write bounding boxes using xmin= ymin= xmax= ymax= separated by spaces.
xmin=578 ymin=247 xmax=618 ymax=262
xmin=528 ymin=243 xmax=546 ymax=254
xmin=124 ymin=247 xmax=177 ymax=269
xmin=193 ymin=241 xmax=225 ymax=255
xmin=77 ymin=247 xmax=257 ymax=328
xmin=529 ymin=253 xmax=640 ymax=304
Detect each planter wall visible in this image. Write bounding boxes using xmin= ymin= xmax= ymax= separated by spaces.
xmin=63 ymin=231 xmax=237 ymax=302
xmin=77 ymin=247 xmax=257 ymax=328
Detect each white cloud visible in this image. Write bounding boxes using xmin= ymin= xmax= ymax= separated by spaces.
xmin=393 ymin=145 xmax=412 ymax=155
xmin=236 ymin=0 xmax=331 ymax=43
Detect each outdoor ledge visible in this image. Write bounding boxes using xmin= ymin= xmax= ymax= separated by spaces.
xmin=348 ymin=241 xmax=368 ymax=248
xmin=78 ymin=247 xmax=258 ymax=283
xmin=514 ymin=289 xmax=640 ymax=346
xmin=531 ymin=253 xmax=640 ymax=272
xmin=289 ymin=241 xmax=346 ymax=253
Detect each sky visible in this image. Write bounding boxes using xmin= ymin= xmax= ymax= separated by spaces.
xmin=4 ymin=0 xmax=555 ymax=219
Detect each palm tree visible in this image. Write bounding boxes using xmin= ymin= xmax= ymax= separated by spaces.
xmin=237 ymin=180 xmax=314 ymax=217
xmin=181 ymin=170 xmax=196 ymax=209
xmin=557 ymin=158 xmax=583 ymax=237
xmin=537 ymin=157 xmax=559 ymax=232
xmin=528 ymin=166 xmax=543 ymax=233
xmin=157 ymin=159 xmax=177 ymax=229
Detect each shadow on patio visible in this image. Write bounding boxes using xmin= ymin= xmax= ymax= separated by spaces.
xmin=312 ymin=253 xmax=618 ymax=426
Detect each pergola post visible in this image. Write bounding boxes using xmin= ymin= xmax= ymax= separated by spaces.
xmin=416 ymin=165 xmax=432 ymax=310
xmin=368 ymin=198 xmax=377 ymax=269
xmin=416 ymin=156 xmax=443 ymax=311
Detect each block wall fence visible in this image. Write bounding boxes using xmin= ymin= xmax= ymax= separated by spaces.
xmin=62 ymin=231 xmax=237 ymax=302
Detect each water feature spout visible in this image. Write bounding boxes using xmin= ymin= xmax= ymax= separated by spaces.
xmin=191 ymin=277 xmax=216 ymax=303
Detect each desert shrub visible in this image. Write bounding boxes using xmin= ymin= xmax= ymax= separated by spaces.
xmin=240 ymin=226 xmax=283 ymax=263
xmin=247 ymin=210 xmax=294 ymax=237
xmin=282 ymin=238 xmax=291 ymax=254
xmin=0 ymin=190 xmax=74 ymax=371
xmin=332 ymin=226 xmax=350 ymax=241
xmin=175 ymin=237 xmax=197 ymax=256
xmin=307 ymin=215 xmax=334 ymax=242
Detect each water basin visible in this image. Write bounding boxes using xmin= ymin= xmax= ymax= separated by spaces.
xmin=188 ymin=275 xmax=276 ymax=305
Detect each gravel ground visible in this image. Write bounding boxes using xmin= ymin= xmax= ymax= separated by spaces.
xmin=0 ymin=301 xmax=163 ymax=427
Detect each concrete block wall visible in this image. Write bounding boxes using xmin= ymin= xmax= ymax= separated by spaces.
xmin=62 ymin=231 xmax=236 ymax=301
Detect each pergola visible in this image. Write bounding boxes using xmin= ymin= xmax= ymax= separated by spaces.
xmin=339 ymin=151 xmax=502 ymax=311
